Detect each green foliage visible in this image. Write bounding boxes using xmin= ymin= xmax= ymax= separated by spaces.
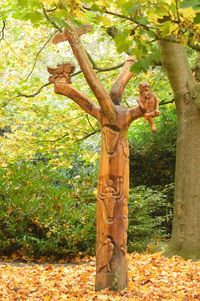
xmin=0 ymin=162 xmax=97 ymax=258
xmin=0 ymin=161 xmax=173 ymax=258
xmin=180 ymin=0 xmax=200 ymax=10
xmin=129 ymin=105 xmax=177 ymax=186
xmin=128 ymin=184 xmax=174 ymax=252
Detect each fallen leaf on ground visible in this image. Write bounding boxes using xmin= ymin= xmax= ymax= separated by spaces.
xmin=0 ymin=253 xmax=200 ymax=300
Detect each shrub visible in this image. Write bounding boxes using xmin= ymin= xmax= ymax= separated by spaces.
xmin=128 ymin=184 xmax=174 ymax=252
xmin=0 ymin=162 xmax=174 ymax=258
xmin=129 ymin=105 xmax=177 ymax=186
xmin=0 ymin=162 xmax=97 ymax=258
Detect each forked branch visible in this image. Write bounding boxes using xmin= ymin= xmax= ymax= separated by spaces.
xmin=52 ymin=23 xmax=116 ymax=122
xmin=110 ymin=57 xmax=135 ymax=104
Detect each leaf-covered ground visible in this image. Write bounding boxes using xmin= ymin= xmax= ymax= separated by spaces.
xmin=0 ymin=253 xmax=200 ymax=300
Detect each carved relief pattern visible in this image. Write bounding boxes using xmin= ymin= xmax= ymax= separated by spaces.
xmin=120 ymin=135 xmax=129 ymax=159
xmin=98 ymin=177 xmax=123 ymax=223
xmin=102 ymin=127 xmax=120 ymax=156
xmin=96 ymin=127 xmax=129 ymax=288
xmin=96 ymin=237 xmax=115 ymax=273
xmin=102 ymin=126 xmax=129 ymax=161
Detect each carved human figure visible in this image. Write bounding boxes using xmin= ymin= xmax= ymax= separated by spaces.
xmin=137 ymin=82 xmax=160 ymax=132
xmin=98 ymin=178 xmax=123 ymax=223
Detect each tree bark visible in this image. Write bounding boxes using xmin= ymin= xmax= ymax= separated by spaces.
xmin=159 ymin=40 xmax=200 ymax=259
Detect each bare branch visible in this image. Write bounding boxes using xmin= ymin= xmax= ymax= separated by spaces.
xmin=42 ymin=5 xmax=62 ymax=32
xmin=87 ymin=51 xmax=125 ymax=72
xmin=45 ymin=7 xmax=57 ymax=13
xmin=0 ymin=20 xmax=5 ymax=42
xmin=75 ymin=129 xmax=100 ymax=143
xmin=18 ymin=61 xmax=124 ymax=99
xmin=26 ymin=30 xmax=59 ymax=81
xmin=83 ymin=5 xmax=157 ymax=36
xmin=159 ymin=98 xmax=175 ymax=106
xmin=17 ymin=83 xmax=51 ymax=98
xmin=73 ymin=60 xmax=125 ymax=76
xmin=86 ymin=114 xmax=97 ymax=131
xmin=38 ymin=132 xmax=70 ymax=143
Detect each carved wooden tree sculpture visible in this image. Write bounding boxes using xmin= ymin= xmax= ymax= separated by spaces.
xmin=48 ymin=23 xmax=159 ymax=291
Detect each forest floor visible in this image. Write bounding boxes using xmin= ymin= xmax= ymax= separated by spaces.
xmin=0 ymin=252 xmax=200 ymax=300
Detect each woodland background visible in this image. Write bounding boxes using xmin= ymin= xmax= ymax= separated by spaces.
xmin=0 ymin=0 xmax=198 ymax=261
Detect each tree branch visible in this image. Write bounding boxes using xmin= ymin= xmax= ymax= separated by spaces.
xmin=175 ymin=0 xmax=181 ymax=23
xmin=86 ymin=114 xmax=97 ymax=131
xmin=26 ymin=30 xmax=59 ymax=81
xmin=54 ymin=83 xmax=101 ymax=120
xmin=17 ymin=83 xmax=51 ymax=98
xmin=83 ymin=5 xmax=156 ymax=36
xmin=87 ymin=51 xmax=125 ymax=72
xmin=188 ymin=32 xmax=200 ymax=52
xmin=110 ymin=57 xmax=135 ymax=104
xmin=53 ymin=23 xmax=117 ymax=122
xmin=18 ymin=61 xmax=125 ymax=99
xmin=75 ymin=129 xmax=100 ymax=143
xmin=159 ymin=98 xmax=175 ymax=106
xmin=0 ymin=20 xmax=5 ymax=42
xmin=42 ymin=5 xmax=62 ymax=32
xmin=126 ymin=105 xmax=144 ymax=124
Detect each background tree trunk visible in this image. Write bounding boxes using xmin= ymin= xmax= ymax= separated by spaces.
xmin=159 ymin=40 xmax=200 ymax=259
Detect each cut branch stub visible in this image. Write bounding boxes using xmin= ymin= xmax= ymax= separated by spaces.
xmin=110 ymin=57 xmax=135 ymax=105
xmin=52 ymin=25 xmax=92 ymax=44
xmin=47 ymin=63 xmax=75 ymax=84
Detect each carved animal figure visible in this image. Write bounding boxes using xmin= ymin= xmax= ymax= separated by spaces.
xmin=96 ymin=238 xmax=114 ymax=273
xmin=137 ymin=82 xmax=160 ymax=132
xmin=47 ymin=63 xmax=75 ymax=84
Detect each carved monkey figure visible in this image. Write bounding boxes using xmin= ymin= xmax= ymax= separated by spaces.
xmin=137 ymin=82 xmax=160 ymax=132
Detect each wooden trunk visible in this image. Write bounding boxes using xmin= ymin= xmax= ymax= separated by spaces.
xmin=95 ymin=121 xmax=129 ymax=290
xmin=49 ymin=27 xmax=144 ymax=291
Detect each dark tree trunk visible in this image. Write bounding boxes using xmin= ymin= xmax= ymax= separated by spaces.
xmin=159 ymin=40 xmax=200 ymax=259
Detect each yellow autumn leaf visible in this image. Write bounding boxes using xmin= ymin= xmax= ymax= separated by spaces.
xmin=39 ymin=0 xmax=60 ymax=5
xmin=179 ymin=7 xmax=197 ymax=19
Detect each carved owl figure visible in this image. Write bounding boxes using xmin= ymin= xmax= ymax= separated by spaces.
xmin=47 ymin=63 xmax=75 ymax=84
xmin=96 ymin=238 xmax=114 ymax=273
